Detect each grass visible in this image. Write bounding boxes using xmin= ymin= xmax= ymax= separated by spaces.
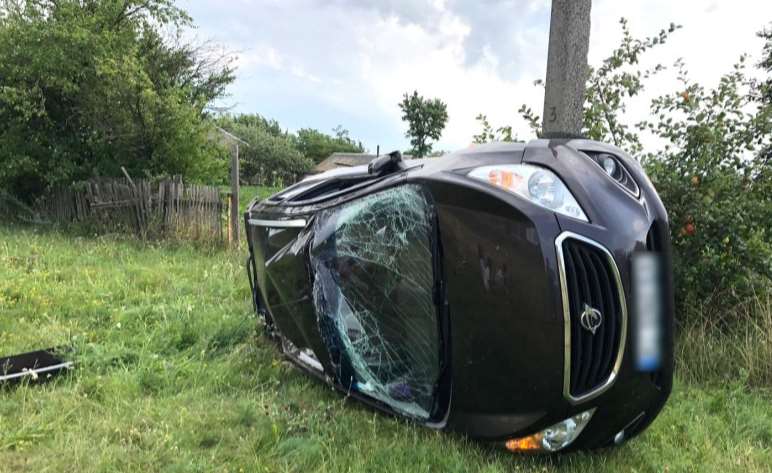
xmin=222 ymin=185 xmax=280 ymax=215
xmin=676 ymin=295 xmax=772 ymax=388
xmin=1 ymin=224 xmax=770 ymax=472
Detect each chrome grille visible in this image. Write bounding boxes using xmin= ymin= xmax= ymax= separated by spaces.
xmin=557 ymin=233 xmax=627 ymax=403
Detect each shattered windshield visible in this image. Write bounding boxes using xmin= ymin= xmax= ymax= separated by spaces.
xmin=310 ymin=184 xmax=439 ymax=419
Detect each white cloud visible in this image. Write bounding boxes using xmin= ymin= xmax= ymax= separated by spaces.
xmin=235 ymin=45 xmax=283 ymax=71
xmin=183 ymin=0 xmax=772 ymax=153
xmin=589 ymin=0 xmax=772 ymax=152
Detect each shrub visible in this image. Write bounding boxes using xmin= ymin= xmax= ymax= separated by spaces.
xmin=0 ymin=0 xmax=235 ymax=197
xmin=512 ymin=19 xmax=772 ymax=318
xmin=216 ymin=116 xmax=313 ymax=185
xmin=642 ymin=58 xmax=772 ymax=317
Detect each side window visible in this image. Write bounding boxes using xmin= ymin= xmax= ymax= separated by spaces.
xmin=310 ymin=184 xmax=439 ymax=419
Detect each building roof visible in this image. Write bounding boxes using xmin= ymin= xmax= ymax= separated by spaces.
xmin=313 ymin=152 xmax=415 ymax=173
xmin=313 ymin=153 xmax=376 ymax=173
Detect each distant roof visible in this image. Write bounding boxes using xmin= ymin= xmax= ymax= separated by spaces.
xmin=314 ymin=153 xmax=375 ymax=173
xmin=312 ymin=152 xmax=414 ymax=173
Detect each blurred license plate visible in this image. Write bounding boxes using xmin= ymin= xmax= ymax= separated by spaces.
xmin=632 ymin=252 xmax=664 ymax=371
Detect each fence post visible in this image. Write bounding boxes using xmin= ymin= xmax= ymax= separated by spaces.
xmin=120 ymin=166 xmax=146 ymax=238
xmin=230 ymin=143 xmax=240 ymax=247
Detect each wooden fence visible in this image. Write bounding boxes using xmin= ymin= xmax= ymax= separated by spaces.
xmin=36 ymin=178 xmax=229 ymax=242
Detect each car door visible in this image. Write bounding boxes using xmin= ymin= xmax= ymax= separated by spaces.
xmin=308 ymin=184 xmax=442 ymax=420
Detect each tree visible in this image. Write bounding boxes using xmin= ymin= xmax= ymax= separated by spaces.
xmin=0 ymin=0 xmax=234 ymax=197
xmin=472 ymin=114 xmax=515 ymax=144
xmin=756 ymin=24 xmax=772 ymax=172
xmin=512 ymin=18 xmax=681 ymax=155
xmin=398 ymin=91 xmax=448 ymax=157
xmin=475 ymin=19 xmax=772 ymax=317
xmin=293 ymin=126 xmax=364 ymax=164
xmin=641 ymin=54 xmax=772 ymax=314
xmin=216 ymin=114 xmax=312 ymax=185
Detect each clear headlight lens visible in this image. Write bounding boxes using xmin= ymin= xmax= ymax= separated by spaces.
xmin=505 ymin=409 xmax=596 ymax=453
xmin=468 ymin=164 xmax=587 ymax=221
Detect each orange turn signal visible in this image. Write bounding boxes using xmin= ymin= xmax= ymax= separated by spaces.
xmin=505 ymin=433 xmax=543 ymax=452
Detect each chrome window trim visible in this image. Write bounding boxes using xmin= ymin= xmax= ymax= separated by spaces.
xmin=555 ymin=231 xmax=628 ymax=404
xmin=248 ymin=218 xmax=307 ymax=228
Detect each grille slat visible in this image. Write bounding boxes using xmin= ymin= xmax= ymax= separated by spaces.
xmin=560 ymin=235 xmax=626 ymax=401
xmin=565 ymin=249 xmax=583 ymax=392
xmin=592 ymin=251 xmax=618 ymax=376
xmin=571 ymin=247 xmax=594 ymax=392
xmin=580 ymin=248 xmax=606 ymax=389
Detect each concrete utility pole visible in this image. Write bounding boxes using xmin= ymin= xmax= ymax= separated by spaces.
xmin=542 ymin=0 xmax=592 ymax=136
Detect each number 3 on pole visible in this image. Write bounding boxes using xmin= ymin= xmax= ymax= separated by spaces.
xmin=548 ymin=106 xmax=557 ymax=123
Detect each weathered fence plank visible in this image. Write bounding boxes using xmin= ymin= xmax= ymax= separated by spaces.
xmin=36 ymin=178 xmax=228 ymax=243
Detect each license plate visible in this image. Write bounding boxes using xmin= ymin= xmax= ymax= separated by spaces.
xmin=632 ymin=252 xmax=664 ymax=371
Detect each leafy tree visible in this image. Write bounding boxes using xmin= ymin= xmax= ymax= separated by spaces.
xmin=759 ymin=25 xmax=772 ymax=104
xmin=0 ymin=0 xmax=234 ymax=197
xmin=293 ymin=126 xmax=364 ymax=164
xmin=228 ymin=114 xmax=285 ymax=137
xmin=756 ymin=24 xmax=772 ymax=172
xmin=476 ymin=19 xmax=772 ymax=317
xmin=513 ymin=18 xmax=681 ymax=156
xmin=641 ymin=55 xmax=772 ymax=314
xmin=472 ymin=114 xmax=515 ymax=143
xmin=216 ymin=114 xmax=313 ymax=185
xmin=216 ymin=115 xmax=367 ymax=182
xmin=398 ymin=91 xmax=448 ymax=157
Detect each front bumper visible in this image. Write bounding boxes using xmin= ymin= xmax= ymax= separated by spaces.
xmin=427 ymin=146 xmax=673 ymax=449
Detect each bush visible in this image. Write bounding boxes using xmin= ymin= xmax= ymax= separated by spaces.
xmin=216 ymin=115 xmax=313 ymax=185
xmin=513 ymin=19 xmax=772 ymax=319
xmin=642 ymin=58 xmax=772 ymax=317
xmin=217 ymin=115 xmax=369 ymax=185
xmin=0 ymin=1 xmax=234 ymax=197
xmin=293 ymin=127 xmax=364 ymax=164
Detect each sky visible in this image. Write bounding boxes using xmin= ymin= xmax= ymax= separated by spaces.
xmin=181 ymin=0 xmax=772 ymax=154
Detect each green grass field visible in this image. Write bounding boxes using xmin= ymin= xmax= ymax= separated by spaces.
xmin=223 ymin=185 xmax=280 ymax=215
xmin=1 ymin=225 xmax=771 ymax=472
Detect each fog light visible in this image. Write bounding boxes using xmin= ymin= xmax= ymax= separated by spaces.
xmin=601 ymin=155 xmax=618 ymax=177
xmin=505 ymin=409 xmax=595 ymax=453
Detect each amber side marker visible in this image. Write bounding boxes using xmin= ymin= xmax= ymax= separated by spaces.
xmin=505 ymin=433 xmax=544 ymax=452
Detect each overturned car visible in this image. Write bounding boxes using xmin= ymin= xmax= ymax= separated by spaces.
xmin=244 ymin=139 xmax=673 ymax=452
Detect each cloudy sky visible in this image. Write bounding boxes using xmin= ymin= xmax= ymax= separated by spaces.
xmin=182 ymin=0 xmax=772 ymax=153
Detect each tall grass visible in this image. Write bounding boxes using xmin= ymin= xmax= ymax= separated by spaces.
xmin=676 ymin=292 xmax=772 ymax=388
xmin=1 ymin=225 xmax=771 ymax=471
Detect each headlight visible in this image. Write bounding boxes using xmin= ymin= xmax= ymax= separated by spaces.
xmin=505 ymin=409 xmax=596 ymax=452
xmin=468 ymin=164 xmax=588 ymax=221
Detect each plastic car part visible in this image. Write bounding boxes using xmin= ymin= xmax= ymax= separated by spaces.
xmin=0 ymin=348 xmax=73 ymax=385
xmin=505 ymin=409 xmax=596 ymax=452
xmin=580 ymin=151 xmax=640 ymax=197
xmin=309 ymin=184 xmax=440 ymax=419
xmin=467 ymin=164 xmax=588 ymax=221
xmin=368 ymin=150 xmax=406 ymax=176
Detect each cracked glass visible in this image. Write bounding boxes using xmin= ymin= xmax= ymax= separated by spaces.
xmin=310 ymin=185 xmax=439 ymax=419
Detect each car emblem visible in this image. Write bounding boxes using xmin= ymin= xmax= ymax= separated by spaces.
xmin=580 ymin=303 xmax=603 ymax=335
